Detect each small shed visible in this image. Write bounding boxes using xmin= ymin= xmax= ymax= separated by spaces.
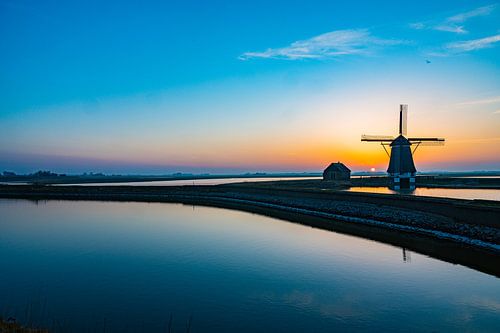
xmin=323 ymin=162 xmax=351 ymax=181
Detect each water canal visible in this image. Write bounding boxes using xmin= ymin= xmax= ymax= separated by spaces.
xmin=1 ymin=199 xmax=499 ymax=332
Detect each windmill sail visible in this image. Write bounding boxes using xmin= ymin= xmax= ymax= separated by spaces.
xmin=408 ymin=137 xmax=445 ymax=146
xmin=361 ymin=135 xmax=394 ymax=142
xmin=399 ymin=104 xmax=408 ymax=136
xmin=408 ymin=137 xmax=445 ymax=141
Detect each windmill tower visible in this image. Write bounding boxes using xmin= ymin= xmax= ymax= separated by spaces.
xmin=361 ymin=105 xmax=444 ymax=190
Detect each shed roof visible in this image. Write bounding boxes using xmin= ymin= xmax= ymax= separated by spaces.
xmin=324 ymin=162 xmax=351 ymax=173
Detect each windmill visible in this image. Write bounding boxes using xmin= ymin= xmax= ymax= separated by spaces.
xmin=361 ymin=104 xmax=444 ymax=190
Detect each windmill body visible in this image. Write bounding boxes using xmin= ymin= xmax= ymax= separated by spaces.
xmin=387 ymin=135 xmax=416 ymax=176
xmin=361 ymin=105 xmax=444 ymax=190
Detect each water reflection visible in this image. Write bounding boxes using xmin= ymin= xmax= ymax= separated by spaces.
xmin=0 ymin=199 xmax=499 ymax=332
xmin=347 ymin=186 xmax=500 ymax=201
xmin=402 ymin=248 xmax=411 ymax=263
xmin=57 ymin=176 xmax=322 ymax=186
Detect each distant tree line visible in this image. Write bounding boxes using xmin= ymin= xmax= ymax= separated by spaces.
xmin=1 ymin=170 xmax=63 ymax=178
xmin=0 ymin=170 xmax=105 ymax=180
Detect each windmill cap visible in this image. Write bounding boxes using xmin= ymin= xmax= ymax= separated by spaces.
xmin=390 ymin=135 xmax=411 ymax=146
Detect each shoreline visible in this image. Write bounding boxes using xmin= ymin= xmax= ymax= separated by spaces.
xmin=1 ymin=184 xmax=499 ymax=277
xmin=2 ymin=175 xmax=500 ymax=190
xmin=170 ymin=197 xmax=500 ymax=277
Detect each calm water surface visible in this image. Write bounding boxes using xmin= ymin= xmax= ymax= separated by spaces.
xmin=347 ymin=187 xmax=500 ymax=201
xmin=0 ymin=199 xmax=499 ymax=332
xmin=57 ymin=177 xmax=322 ymax=186
xmin=3 ymin=176 xmax=498 ymax=201
xmin=60 ymin=176 xmax=498 ymax=201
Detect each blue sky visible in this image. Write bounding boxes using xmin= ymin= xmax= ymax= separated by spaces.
xmin=1 ymin=0 xmax=499 ymax=174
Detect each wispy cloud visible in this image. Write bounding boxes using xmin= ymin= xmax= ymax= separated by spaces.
xmin=434 ymin=24 xmax=467 ymax=34
xmin=493 ymin=110 xmax=500 ymax=114
xmin=446 ymin=34 xmax=500 ymax=52
xmin=456 ymin=95 xmax=500 ymax=106
xmin=447 ymin=4 xmax=497 ymax=23
xmin=239 ymin=29 xmax=403 ymax=60
xmin=410 ymin=4 xmax=497 ymax=34
xmin=409 ymin=22 xmax=425 ymax=30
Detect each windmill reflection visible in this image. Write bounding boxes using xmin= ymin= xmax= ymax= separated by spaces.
xmin=402 ymin=247 xmax=412 ymax=263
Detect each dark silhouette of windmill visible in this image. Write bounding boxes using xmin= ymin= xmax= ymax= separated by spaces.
xmin=361 ymin=104 xmax=444 ymax=189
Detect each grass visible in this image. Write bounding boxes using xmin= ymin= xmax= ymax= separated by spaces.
xmin=0 ymin=316 xmax=48 ymax=333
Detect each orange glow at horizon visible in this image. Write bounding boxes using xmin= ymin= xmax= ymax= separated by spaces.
xmin=4 ymin=78 xmax=499 ymax=172
xmin=44 ymin=122 xmax=499 ymax=172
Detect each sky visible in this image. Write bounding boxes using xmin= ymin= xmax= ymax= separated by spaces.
xmin=1 ymin=0 xmax=499 ymax=174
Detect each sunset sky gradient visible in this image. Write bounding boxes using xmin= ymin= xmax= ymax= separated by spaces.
xmin=1 ymin=0 xmax=499 ymax=174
